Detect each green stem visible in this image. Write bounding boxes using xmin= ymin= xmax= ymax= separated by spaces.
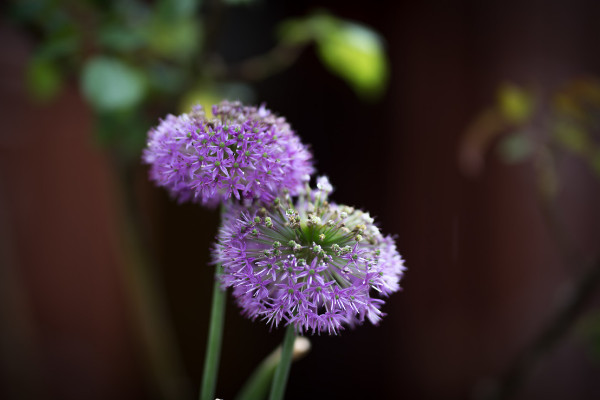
xmin=199 ymin=264 xmax=226 ymax=400
xmin=268 ymin=325 xmax=296 ymax=400
xmin=236 ymin=336 xmax=311 ymax=400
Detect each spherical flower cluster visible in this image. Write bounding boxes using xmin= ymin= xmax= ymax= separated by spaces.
xmin=214 ymin=177 xmax=406 ymax=334
xmin=143 ymin=101 xmax=314 ymax=206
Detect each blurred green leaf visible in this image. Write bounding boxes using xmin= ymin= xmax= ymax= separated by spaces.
xmin=9 ymin=0 xmax=46 ymax=23
xmin=554 ymin=78 xmax=600 ymax=122
xmin=99 ymin=24 xmax=145 ymax=52
xmin=145 ymin=17 xmax=202 ymax=61
xmin=10 ymin=0 xmax=72 ymax=32
xmin=553 ymin=121 xmax=591 ymax=155
xmin=36 ymin=31 xmax=80 ymax=59
xmin=577 ymin=312 xmax=600 ymax=362
xmin=279 ymin=13 xmax=389 ymax=100
xmin=554 ymin=92 xmax=587 ymax=121
xmin=316 ymin=21 xmax=389 ymax=99
xmin=179 ymin=82 xmax=255 ymax=115
xmin=498 ymin=83 xmax=534 ymax=124
xmin=147 ymin=62 xmax=186 ymax=94
xmin=81 ymin=57 xmax=146 ymax=111
xmin=591 ymin=150 xmax=600 ymax=177
xmin=497 ymin=131 xmax=533 ymax=163
xmin=155 ymin=0 xmax=200 ymax=20
xmin=26 ymin=57 xmax=63 ymax=101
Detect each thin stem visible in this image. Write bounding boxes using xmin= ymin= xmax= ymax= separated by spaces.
xmin=236 ymin=336 xmax=310 ymax=400
xmin=268 ymin=325 xmax=296 ymax=400
xmin=114 ymin=159 xmax=188 ymax=400
xmin=199 ymin=264 xmax=226 ymax=400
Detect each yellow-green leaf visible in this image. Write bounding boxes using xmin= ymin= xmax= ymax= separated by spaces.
xmin=278 ymin=13 xmax=390 ymax=100
xmin=553 ymin=120 xmax=591 ymax=155
xmin=316 ymin=21 xmax=389 ymax=100
xmin=145 ymin=17 xmax=202 ymax=61
xmin=179 ymin=88 xmax=221 ymax=117
xmin=591 ymin=150 xmax=600 ymax=178
xmin=497 ymin=83 xmax=534 ymax=124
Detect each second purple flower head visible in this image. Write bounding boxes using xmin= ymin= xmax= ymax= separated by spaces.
xmin=143 ymin=101 xmax=314 ymax=206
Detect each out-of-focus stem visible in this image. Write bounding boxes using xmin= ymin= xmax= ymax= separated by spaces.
xmin=489 ymin=257 xmax=600 ymax=400
xmin=115 ymin=160 xmax=189 ymax=400
xmin=199 ymin=264 xmax=226 ymax=400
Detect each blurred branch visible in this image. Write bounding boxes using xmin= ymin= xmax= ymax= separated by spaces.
xmin=0 ymin=181 xmax=43 ymax=399
xmin=482 ymin=94 xmax=599 ymax=400
xmin=531 ymin=145 xmax=582 ymax=270
xmin=488 ymin=256 xmax=600 ymax=400
xmin=466 ymin=78 xmax=600 ymax=400
xmin=208 ymin=43 xmax=306 ymax=82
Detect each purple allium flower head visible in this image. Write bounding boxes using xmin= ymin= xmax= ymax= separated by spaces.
xmin=214 ymin=177 xmax=406 ymax=334
xmin=143 ymin=101 xmax=314 ymax=206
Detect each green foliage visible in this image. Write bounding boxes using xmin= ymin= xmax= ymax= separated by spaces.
xmin=317 ymin=22 xmax=388 ymax=100
xmin=26 ymin=57 xmax=63 ymax=101
xmin=155 ymin=0 xmax=200 ymax=19
xmin=550 ymin=79 xmax=600 ymax=176
xmin=179 ymin=86 xmax=222 ymax=116
xmin=462 ymin=77 xmax=600 ymax=184
xmin=98 ymin=24 xmax=145 ymax=52
xmin=13 ymin=1 xmax=391 ymax=158
xmin=179 ymin=82 xmax=255 ymax=115
xmin=591 ymin=149 xmax=600 ymax=177
xmin=144 ymin=16 xmax=202 ymax=61
xmin=593 ymin=151 xmax=600 ymax=177
xmin=497 ymin=132 xmax=533 ymax=163
xmin=497 ymin=83 xmax=534 ymax=124
xmin=577 ymin=312 xmax=600 ymax=362
xmin=279 ymin=13 xmax=390 ymax=100
xmin=13 ymin=0 xmax=80 ymax=102
xmin=81 ymin=57 xmax=147 ymax=112
xmin=553 ymin=121 xmax=591 ymax=155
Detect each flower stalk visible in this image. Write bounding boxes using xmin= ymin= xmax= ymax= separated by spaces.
xmin=199 ymin=264 xmax=226 ymax=400
xmin=268 ymin=325 xmax=296 ymax=400
xmin=236 ymin=336 xmax=310 ymax=400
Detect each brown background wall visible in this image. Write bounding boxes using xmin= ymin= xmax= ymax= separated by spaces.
xmin=2 ymin=1 xmax=600 ymax=400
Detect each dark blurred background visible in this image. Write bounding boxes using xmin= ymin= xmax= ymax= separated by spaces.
xmin=2 ymin=1 xmax=600 ymax=399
